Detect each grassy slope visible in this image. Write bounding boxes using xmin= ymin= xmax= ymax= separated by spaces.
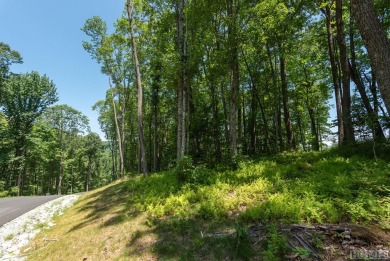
xmin=23 ymin=144 xmax=390 ymax=260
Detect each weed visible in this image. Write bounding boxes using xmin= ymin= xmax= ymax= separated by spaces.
xmin=4 ymin=233 xmax=14 ymax=241
xmin=261 ymin=224 xmax=288 ymax=261
xmin=292 ymin=246 xmax=311 ymax=259
xmin=310 ymin=232 xmax=326 ymax=249
xmin=34 ymin=222 xmax=48 ymax=230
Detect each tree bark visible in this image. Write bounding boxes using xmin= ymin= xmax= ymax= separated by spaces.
xmin=226 ymin=0 xmax=239 ymax=156
xmin=336 ymin=0 xmax=355 ymax=144
xmin=126 ymin=0 xmax=149 ymax=175
xmin=351 ymin=0 xmax=390 ymax=114
xmin=110 ymin=81 xmax=124 ymax=178
xmin=176 ymin=0 xmax=187 ymax=161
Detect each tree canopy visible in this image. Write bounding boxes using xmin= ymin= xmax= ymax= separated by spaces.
xmin=1 ymin=0 xmax=389 ymax=196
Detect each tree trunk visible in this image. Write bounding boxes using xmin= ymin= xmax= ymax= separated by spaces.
xmin=86 ymin=156 xmax=91 ymax=192
xmin=15 ymin=140 xmax=24 ymax=196
xmin=336 ymin=0 xmax=355 ymax=144
xmin=152 ymin=63 xmax=160 ymax=172
xmin=308 ymin=107 xmax=319 ymax=151
xmin=296 ymin=108 xmax=306 ymax=151
xmin=267 ymin=45 xmax=283 ymax=152
xmin=57 ymin=128 xmax=64 ymax=195
xmin=110 ymin=83 xmax=124 ymax=178
xmin=126 ymin=0 xmax=148 ymax=175
xmin=242 ymin=50 xmax=270 ymax=153
xmin=211 ymin=85 xmax=222 ymax=161
xmin=220 ymin=84 xmax=229 ymax=145
xmin=351 ymin=0 xmax=390 ymax=114
xmin=250 ymin=87 xmax=257 ymax=155
xmin=279 ymin=51 xmax=296 ymax=151
xmin=323 ymin=5 xmax=344 ymax=145
xmin=176 ymin=0 xmax=187 ymax=161
xmin=57 ymin=158 xmax=63 ymax=195
xmin=226 ymin=0 xmax=239 ymax=156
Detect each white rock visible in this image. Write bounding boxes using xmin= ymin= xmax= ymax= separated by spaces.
xmin=0 ymin=195 xmax=79 ymax=261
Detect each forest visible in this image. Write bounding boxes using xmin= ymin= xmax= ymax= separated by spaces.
xmin=0 ymin=0 xmax=390 ymax=197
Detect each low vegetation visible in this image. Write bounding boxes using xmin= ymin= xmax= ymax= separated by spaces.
xmin=23 ymin=143 xmax=389 ymax=260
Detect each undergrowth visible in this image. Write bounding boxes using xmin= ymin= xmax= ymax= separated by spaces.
xmin=118 ymin=142 xmax=390 ymax=258
xmin=125 ymin=147 xmax=389 ymax=228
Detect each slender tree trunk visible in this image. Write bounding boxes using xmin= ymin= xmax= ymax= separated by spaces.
xmin=296 ymin=109 xmax=306 ymax=151
xmin=152 ymin=63 xmax=160 ymax=172
xmin=220 ymin=84 xmax=229 ymax=145
xmin=86 ymin=156 xmax=91 ymax=192
xmin=369 ymin=72 xmax=379 ymax=116
xmin=267 ymin=45 xmax=283 ymax=152
xmin=323 ymin=6 xmax=344 ymax=145
xmin=211 ymin=85 xmax=222 ymax=161
xmin=242 ymin=50 xmax=270 ymax=153
xmin=201 ymin=50 xmax=222 ymax=162
xmin=176 ymin=0 xmax=187 ymax=161
xmin=213 ymin=15 xmax=229 ymax=147
xmin=57 ymin=158 xmax=63 ymax=195
xmin=15 ymin=141 xmax=23 ymax=196
xmin=351 ymin=0 xmax=390 ymax=114
xmin=336 ymin=0 xmax=355 ymax=144
xmin=57 ymin=128 xmax=64 ymax=195
xmin=308 ymin=107 xmax=319 ymax=151
xmin=249 ymin=87 xmax=257 ymax=155
xmin=226 ymin=0 xmax=239 ymax=156
xmin=70 ymin=166 xmax=74 ymax=194
xmin=110 ymin=84 xmax=124 ymax=178
xmin=241 ymin=99 xmax=246 ymax=153
xmin=126 ymin=0 xmax=148 ymax=175
xmin=279 ymin=50 xmax=296 ymax=151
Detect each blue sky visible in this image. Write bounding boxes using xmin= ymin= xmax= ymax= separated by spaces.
xmin=0 ymin=0 xmax=125 ymax=139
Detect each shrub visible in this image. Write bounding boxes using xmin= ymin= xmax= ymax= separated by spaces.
xmin=174 ymin=156 xmax=194 ymax=184
xmin=174 ymin=156 xmax=214 ymax=185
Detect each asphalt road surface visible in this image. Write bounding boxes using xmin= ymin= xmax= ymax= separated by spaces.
xmin=0 ymin=195 xmax=62 ymax=226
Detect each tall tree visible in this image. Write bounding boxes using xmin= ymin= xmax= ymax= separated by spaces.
xmin=126 ymin=0 xmax=149 ymax=175
xmin=176 ymin=0 xmax=188 ymax=161
xmin=335 ymin=0 xmax=355 ymax=144
xmin=321 ymin=4 xmax=345 ymax=145
xmin=226 ymin=0 xmax=240 ymax=155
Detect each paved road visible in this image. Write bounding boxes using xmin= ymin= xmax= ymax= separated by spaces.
xmin=0 ymin=195 xmax=62 ymax=226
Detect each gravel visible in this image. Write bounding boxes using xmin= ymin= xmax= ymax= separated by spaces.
xmin=0 ymin=195 xmax=79 ymax=261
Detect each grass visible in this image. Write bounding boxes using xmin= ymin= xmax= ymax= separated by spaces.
xmin=4 ymin=233 xmax=14 ymax=241
xmin=23 ymin=142 xmax=390 ymax=260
